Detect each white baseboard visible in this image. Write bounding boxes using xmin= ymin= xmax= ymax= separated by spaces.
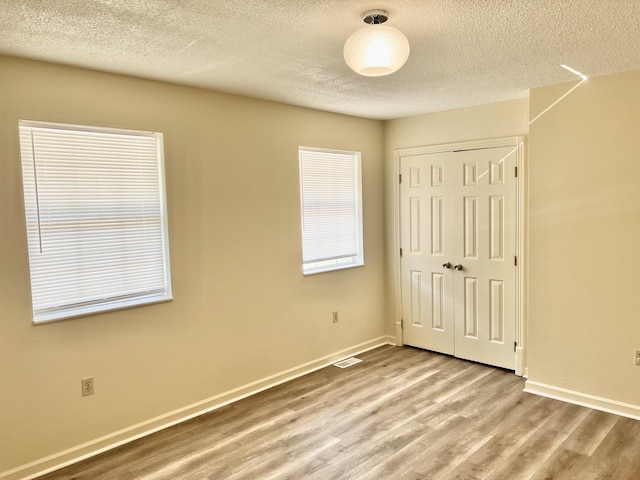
xmin=524 ymin=380 xmax=640 ymax=421
xmin=2 ymin=336 xmax=396 ymax=480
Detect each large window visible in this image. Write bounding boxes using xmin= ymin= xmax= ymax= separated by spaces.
xmin=18 ymin=120 xmax=172 ymax=323
xmin=298 ymin=147 xmax=364 ymax=275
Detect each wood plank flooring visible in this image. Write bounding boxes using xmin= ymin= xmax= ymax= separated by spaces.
xmin=37 ymin=345 xmax=640 ymax=480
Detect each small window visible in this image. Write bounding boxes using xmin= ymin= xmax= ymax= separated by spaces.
xmin=298 ymin=147 xmax=364 ymax=275
xmin=18 ymin=120 xmax=172 ymax=323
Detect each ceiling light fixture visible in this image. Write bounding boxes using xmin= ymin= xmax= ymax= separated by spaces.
xmin=343 ymin=10 xmax=410 ymax=77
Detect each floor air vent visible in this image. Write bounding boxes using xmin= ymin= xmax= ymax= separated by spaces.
xmin=333 ymin=357 xmax=362 ymax=369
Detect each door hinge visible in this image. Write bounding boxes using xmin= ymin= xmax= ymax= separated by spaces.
xmin=514 ymin=341 xmax=518 ymax=352
xmin=401 ymin=318 xmax=404 ymax=330
xmin=400 ymin=248 xmax=403 ymax=257
xmin=514 ymin=255 xmax=518 ymax=266
xmin=399 ymin=174 xmax=402 ymax=183
xmin=515 ymin=166 xmax=518 ymax=177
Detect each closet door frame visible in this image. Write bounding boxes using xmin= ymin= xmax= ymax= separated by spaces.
xmin=392 ymin=136 xmax=527 ymax=376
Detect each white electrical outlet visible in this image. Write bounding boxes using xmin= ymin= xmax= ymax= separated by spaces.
xmin=332 ymin=311 xmax=339 ymax=323
xmin=635 ymin=349 xmax=640 ymax=366
xmin=81 ymin=377 xmax=95 ymax=396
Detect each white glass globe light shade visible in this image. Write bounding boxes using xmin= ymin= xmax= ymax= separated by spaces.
xmin=343 ymin=24 xmax=410 ymax=77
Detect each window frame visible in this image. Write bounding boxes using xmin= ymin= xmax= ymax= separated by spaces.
xmin=18 ymin=120 xmax=172 ymax=324
xmin=298 ymin=146 xmax=364 ymax=275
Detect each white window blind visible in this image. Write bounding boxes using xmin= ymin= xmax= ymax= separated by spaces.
xmin=298 ymin=147 xmax=364 ymax=275
xmin=18 ymin=120 xmax=172 ymax=323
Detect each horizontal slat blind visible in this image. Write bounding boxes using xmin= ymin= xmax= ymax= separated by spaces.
xmin=298 ymin=147 xmax=363 ymax=274
xmin=19 ymin=121 xmax=172 ymax=323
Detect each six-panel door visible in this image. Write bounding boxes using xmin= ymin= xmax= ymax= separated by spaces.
xmin=400 ymin=145 xmax=517 ymax=370
xmin=400 ymin=151 xmax=456 ymax=355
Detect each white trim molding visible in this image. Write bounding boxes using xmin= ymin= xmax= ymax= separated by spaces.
xmin=524 ymin=380 xmax=640 ymax=421
xmin=2 ymin=336 xmax=396 ymax=480
xmin=515 ymin=346 xmax=525 ymax=377
xmin=396 ymin=136 xmax=523 ymax=157
xmin=392 ymin=151 xmax=404 ymax=347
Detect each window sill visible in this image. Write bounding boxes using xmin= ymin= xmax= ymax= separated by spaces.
xmin=32 ymin=295 xmax=174 ymax=325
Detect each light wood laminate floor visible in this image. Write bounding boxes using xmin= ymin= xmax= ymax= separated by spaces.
xmin=37 ymin=345 xmax=640 ymax=480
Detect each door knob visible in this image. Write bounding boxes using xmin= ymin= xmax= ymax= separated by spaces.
xmin=442 ymin=262 xmax=452 ymax=269
xmin=454 ymin=264 xmax=463 ymax=271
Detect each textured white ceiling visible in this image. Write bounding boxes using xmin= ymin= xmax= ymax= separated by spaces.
xmin=1 ymin=1 xmax=639 ymax=119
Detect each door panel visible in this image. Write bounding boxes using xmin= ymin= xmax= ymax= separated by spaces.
xmin=400 ymin=152 xmax=455 ymax=355
xmin=453 ymin=147 xmax=516 ymax=369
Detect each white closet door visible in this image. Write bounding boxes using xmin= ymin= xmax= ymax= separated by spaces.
xmin=452 ymin=146 xmax=517 ymax=369
xmin=400 ymin=144 xmax=518 ymax=370
xmin=400 ymin=151 xmax=455 ymax=355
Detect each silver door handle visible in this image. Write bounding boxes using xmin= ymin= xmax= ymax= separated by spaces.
xmin=454 ymin=264 xmax=463 ymax=271
xmin=442 ymin=262 xmax=452 ymax=269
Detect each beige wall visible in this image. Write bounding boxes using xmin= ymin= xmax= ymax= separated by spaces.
xmin=383 ymin=99 xmax=530 ymax=334
xmin=527 ymin=71 xmax=640 ymax=407
xmin=4 ymin=51 xmax=639 ymax=476
xmin=384 ymin=99 xmax=530 ymax=152
xmin=0 ymin=56 xmax=387 ymax=475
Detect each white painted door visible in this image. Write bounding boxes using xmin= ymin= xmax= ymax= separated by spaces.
xmin=400 ymin=151 xmax=456 ymax=354
xmin=400 ymin=145 xmax=518 ymax=370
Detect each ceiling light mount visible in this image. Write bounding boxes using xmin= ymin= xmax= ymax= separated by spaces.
xmin=362 ymin=10 xmax=388 ymax=25
xmin=343 ymin=9 xmax=410 ymax=77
